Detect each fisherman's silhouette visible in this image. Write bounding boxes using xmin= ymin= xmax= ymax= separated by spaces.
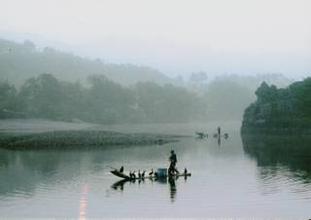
xmin=168 ymin=150 xmax=179 ymax=175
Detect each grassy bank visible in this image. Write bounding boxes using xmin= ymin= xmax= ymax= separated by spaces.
xmin=0 ymin=130 xmax=182 ymax=150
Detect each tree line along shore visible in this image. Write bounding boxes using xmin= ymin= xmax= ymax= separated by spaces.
xmin=242 ymin=77 xmax=311 ymax=135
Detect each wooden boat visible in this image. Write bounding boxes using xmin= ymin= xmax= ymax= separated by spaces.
xmin=110 ymin=170 xmax=131 ymax=180
xmin=168 ymin=172 xmax=191 ymax=179
xmin=110 ymin=169 xmax=191 ymax=180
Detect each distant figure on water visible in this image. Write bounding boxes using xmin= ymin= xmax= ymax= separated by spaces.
xmin=217 ymin=126 xmax=221 ymax=137
xmin=168 ymin=150 xmax=179 ymax=175
xmin=184 ymin=168 xmax=188 ymax=175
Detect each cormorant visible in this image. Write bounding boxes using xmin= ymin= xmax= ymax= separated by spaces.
xmin=149 ymin=169 xmax=154 ymax=176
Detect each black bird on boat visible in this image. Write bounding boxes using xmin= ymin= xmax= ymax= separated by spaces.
xmin=119 ymin=166 xmax=124 ymax=173
xmin=149 ymin=169 xmax=154 ymax=176
xmin=142 ymin=170 xmax=146 ymax=178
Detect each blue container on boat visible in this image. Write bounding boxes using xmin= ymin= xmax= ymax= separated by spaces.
xmin=157 ymin=168 xmax=167 ymax=177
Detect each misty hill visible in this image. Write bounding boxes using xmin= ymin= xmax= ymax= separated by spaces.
xmin=0 ymin=38 xmax=298 ymax=123
xmin=242 ymin=77 xmax=311 ymax=135
xmin=0 ymin=38 xmax=173 ymax=86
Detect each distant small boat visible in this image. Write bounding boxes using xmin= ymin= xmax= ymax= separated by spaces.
xmin=195 ymin=132 xmax=208 ymax=138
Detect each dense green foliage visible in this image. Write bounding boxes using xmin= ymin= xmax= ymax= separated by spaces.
xmin=1 ymin=73 xmax=259 ymax=123
xmin=0 ymin=74 xmax=206 ymax=123
xmin=242 ymin=78 xmax=311 ymax=134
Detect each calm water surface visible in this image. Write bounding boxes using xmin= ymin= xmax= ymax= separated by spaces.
xmin=0 ymin=122 xmax=310 ymax=218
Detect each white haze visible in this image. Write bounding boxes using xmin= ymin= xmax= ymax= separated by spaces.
xmin=1 ymin=0 xmax=310 ymax=78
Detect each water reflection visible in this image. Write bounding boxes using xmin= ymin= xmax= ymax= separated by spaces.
xmin=111 ymin=179 xmax=127 ymax=191
xmin=217 ymin=136 xmax=221 ymax=146
xmin=0 ymin=149 xmax=66 ymax=197
xmin=110 ymin=176 xmax=185 ymax=203
xmin=242 ymin=135 xmax=311 ymax=182
xmin=79 ymin=184 xmax=88 ymax=220
xmin=168 ymin=177 xmax=176 ymax=202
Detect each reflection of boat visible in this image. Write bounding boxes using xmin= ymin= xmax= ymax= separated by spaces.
xmin=110 ymin=169 xmax=191 ymax=180
xmin=111 ymin=179 xmax=128 ymax=190
xmin=213 ymin=133 xmax=229 ymax=139
xmin=110 ymin=174 xmax=181 ymax=202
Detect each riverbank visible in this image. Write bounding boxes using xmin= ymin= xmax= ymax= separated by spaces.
xmin=0 ymin=130 xmax=181 ymax=150
xmin=0 ymin=119 xmax=183 ymax=150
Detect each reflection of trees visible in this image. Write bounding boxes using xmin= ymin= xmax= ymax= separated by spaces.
xmin=242 ymin=135 xmax=311 ymax=182
xmin=0 ymin=149 xmax=89 ymax=197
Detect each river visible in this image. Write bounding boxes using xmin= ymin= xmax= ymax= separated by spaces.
xmin=0 ymin=122 xmax=310 ymax=218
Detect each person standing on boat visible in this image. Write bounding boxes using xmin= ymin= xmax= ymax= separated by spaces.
xmin=217 ymin=126 xmax=221 ymax=137
xmin=168 ymin=150 xmax=179 ymax=175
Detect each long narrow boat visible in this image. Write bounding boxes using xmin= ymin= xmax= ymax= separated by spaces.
xmin=110 ymin=170 xmax=131 ymax=180
xmin=110 ymin=169 xmax=191 ymax=180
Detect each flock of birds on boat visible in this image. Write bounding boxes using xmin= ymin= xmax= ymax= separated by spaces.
xmin=111 ymin=167 xmax=191 ymax=181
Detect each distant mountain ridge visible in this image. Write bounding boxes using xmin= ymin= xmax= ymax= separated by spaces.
xmin=0 ymin=38 xmax=174 ymax=86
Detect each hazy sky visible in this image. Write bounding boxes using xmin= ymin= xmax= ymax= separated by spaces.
xmin=1 ymin=0 xmax=310 ymax=77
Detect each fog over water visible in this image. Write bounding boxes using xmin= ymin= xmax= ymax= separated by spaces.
xmin=0 ymin=122 xmax=311 ymax=218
